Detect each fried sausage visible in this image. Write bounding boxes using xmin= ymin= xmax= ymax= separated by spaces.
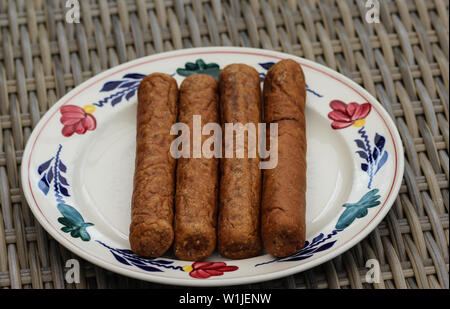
xmin=218 ymin=64 xmax=262 ymax=259
xmin=173 ymin=74 xmax=220 ymax=261
xmin=262 ymin=59 xmax=307 ymax=257
xmin=129 ymin=73 xmax=178 ymax=257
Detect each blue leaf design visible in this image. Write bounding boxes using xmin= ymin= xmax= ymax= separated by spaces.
xmin=116 ymin=248 xmax=135 ymax=255
xmin=152 ymin=259 xmax=174 ymax=265
xmin=38 ymin=158 xmax=53 ymax=175
xmin=119 ymin=81 xmax=137 ymax=89
xmin=373 ymin=147 xmax=379 ymax=161
xmin=46 ymin=169 xmax=54 ymax=184
xmin=259 ymin=62 xmax=275 ymax=70
xmin=375 ymin=151 xmax=388 ymax=174
xmin=59 ymin=185 xmax=70 ymax=197
xmin=354 ymin=139 xmax=366 ymax=150
xmin=306 ymin=84 xmax=324 ymax=98
xmin=59 ymin=174 xmax=69 ymax=186
xmin=96 ymin=242 xmax=168 ymax=272
xmin=38 ymin=175 xmax=50 ymax=195
xmin=292 ymin=247 xmax=319 ymax=256
xmin=254 ymin=230 xmax=341 ymax=267
xmin=374 ymin=133 xmax=385 ymax=150
xmin=123 ymin=73 xmax=146 ymax=79
xmin=101 ymin=81 xmax=123 ymax=92
xmin=361 ymin=163 xmax=368 ymax=172
xmin=59 ymin=161 xmax=67 ymax=173
xmin=125 ymin=89 xmax=136 ymax=101
xmin=282 ymin=255 xmax=314 ymax=262
xmin=111 ymin=251 xmax=131 ymax=265
xmin=124 ymin=256 xmax=147 ymax=265
xmin=356 ymin=151 xmax=368 ymax=161
xmin=315 ymin=240 xmax=337 ymax=252
xmin=134 ymin=264 xmax=163 ymax=272
xmin=312 ymin=233 xmax=324 ymax=244
xmin=111 ymin=94 xmax=124 ymax=106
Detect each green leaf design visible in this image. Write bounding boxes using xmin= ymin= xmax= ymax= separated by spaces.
xmin=61 ymin=226 xmax=72 ymax=233
xmin=335 ymin=189 xmax=381 ymax=230
xmin=57 ymin=203 xmax=94 ymax=241
xmin=57 ymin=216 xmax=72 ymax=227
xmin=176 ymin=59 xmax=220 ymax=80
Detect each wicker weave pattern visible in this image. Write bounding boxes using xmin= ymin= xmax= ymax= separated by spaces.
xmin=0 ymin=0 xmax=448 ymax=289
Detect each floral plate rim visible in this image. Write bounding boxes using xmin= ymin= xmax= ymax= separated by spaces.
xmin=21 ymin=47 xmax=404 ymax=286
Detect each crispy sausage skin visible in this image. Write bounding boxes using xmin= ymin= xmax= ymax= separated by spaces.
xmin=174 ymin=74 xmax=220 ymax=261
xmin=129 ymin=73 xmax=178 ymax=257
xmin=218 ymin=64 xmax=262 ymax=259
xmin=262 ymin=59 xmax=307 ymax=257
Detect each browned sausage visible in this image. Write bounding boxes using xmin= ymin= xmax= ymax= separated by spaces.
xmin=218 ymin=64 xmax=262 ymax=259
xmin=261 ymin=59 xmax=307 ymax=257
xmin=173 ymin=74 xmax=220 ymax=261
xmin=129 ymin=73 xmax=178 ymax=257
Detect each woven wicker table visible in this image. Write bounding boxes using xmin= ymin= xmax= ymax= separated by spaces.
xmin=0 ymin=0 xmax=448 ymax=289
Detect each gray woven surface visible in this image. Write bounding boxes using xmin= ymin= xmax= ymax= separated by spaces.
xmin=0 ymin=0 xmax=448 ymax=289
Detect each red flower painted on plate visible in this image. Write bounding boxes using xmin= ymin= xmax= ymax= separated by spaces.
xmin=60 ymin=105 xmax=97 ymax=137
xmin=328 ymin=100 xmax=371 ymax=129
xmin=182 ymin=262 xmax=238 ymax=279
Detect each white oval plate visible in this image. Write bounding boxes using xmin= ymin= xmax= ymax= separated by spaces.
xmin=21 ymin=47 xmax=404 ymax=286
